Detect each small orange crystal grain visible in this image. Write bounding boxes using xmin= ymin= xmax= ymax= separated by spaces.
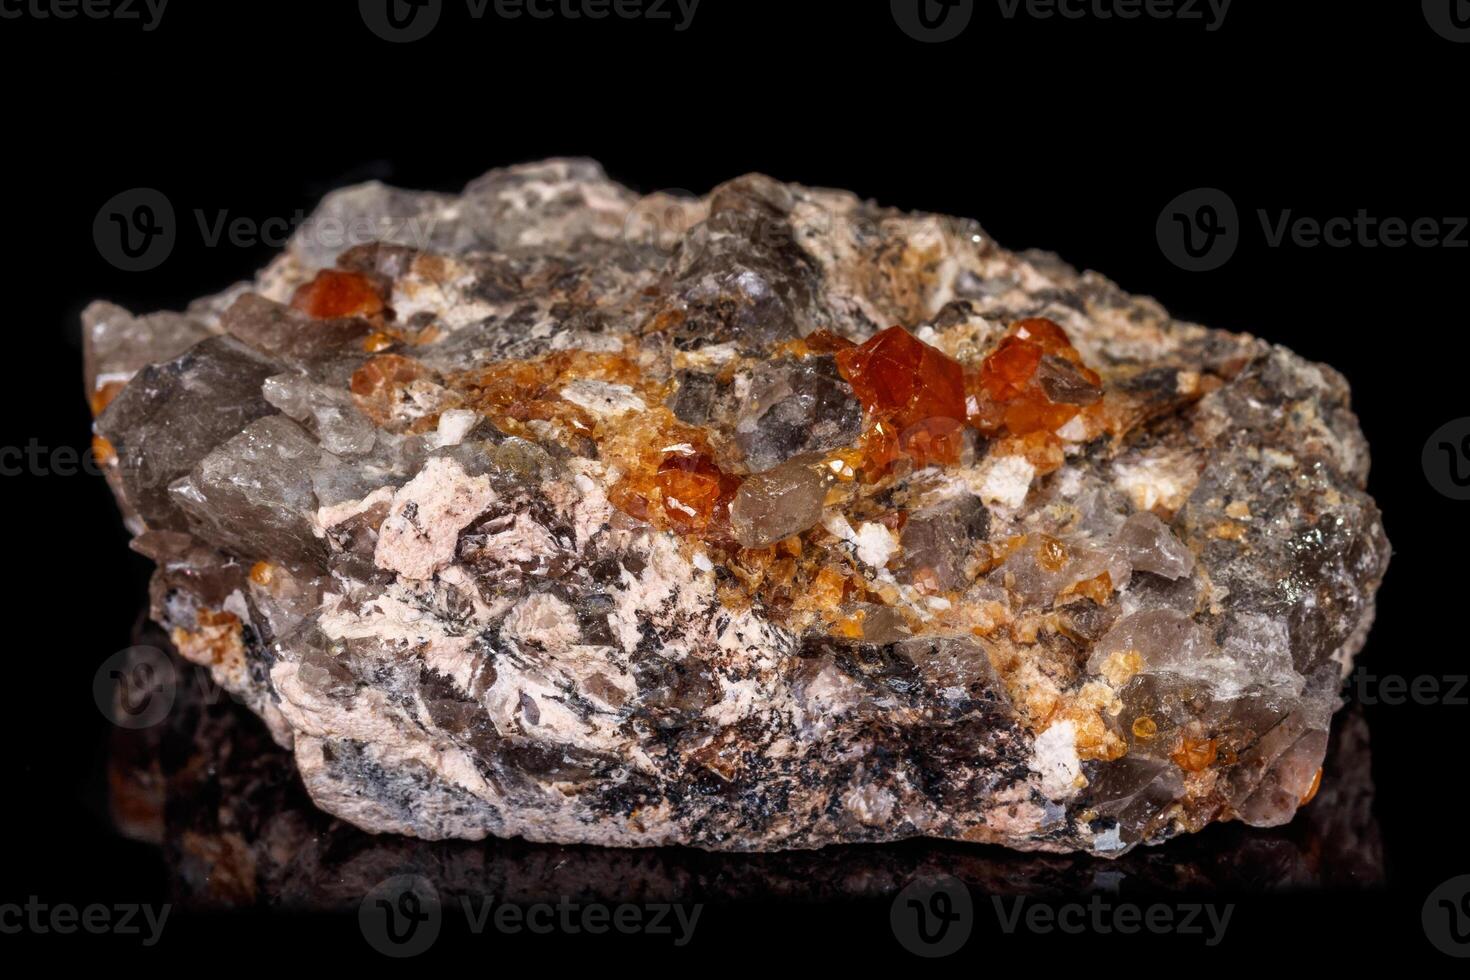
xmin=835 ymin=326 xmax=966 ymax=429
xmin=1171 ymin=735 xmax=1219 ymax=772
xmin=291 ymin=269 xmax=385 ymax=320
xmin=655 ymin=450 xmax=740 ymax=533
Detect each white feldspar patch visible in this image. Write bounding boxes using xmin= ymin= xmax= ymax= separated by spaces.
xmin=609 ymin=530 xmax=717 ymax=658
xmin=978 ymin=454 xmax=1035 ymax=509
xmin=1112 ymin=452 xmax=1198 ymax=513
xmin=1056 ymin=415 xmax=1089 ymax=443
xmin=1030 ymin=721 xmax=1082 ymax=800
xmin=550 ymin=330 xmax=626 ymax=353
xmin=559 ymin=379 xmax=646 ymax=417
xmin=315 ymin=484 xmax=395 ymax=533
xmin=502 ymin=592 xmax=582 ymax=652
xmin=431 ymin=409 xmax=480 ymax=448
xmin=375 ymin=457 xmax=496 ymax=581
xmin=853 ymin=522 xmax=899 ymax=569
xmin=844 ymin=783 xmax=897 ymax=827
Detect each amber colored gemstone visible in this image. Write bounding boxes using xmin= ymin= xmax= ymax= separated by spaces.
xmin=1037 ymin=534 xmax=1070 ymax=571
xmin=835 ymin=326 xmax=966 ymax=429
xmin=1171 ymin=736 xmax=1219 ymax=772
xmin=968 ymin=318 xmax=1101 ymax=437
xmin=656 ymin=451 xmax=739 ymax=532
xmin=249 ymin=561 xmax=276 ymax=586
xmin=856 ymin=416 xmax=905 ymax=475
xmin=89 ymin=380 xmax=127 ymax=418
xmin=1131 ymin=716 xmax=1158 ymax=740
xmin=363 ymin=330 xmax=398 ymax=353
xmin=291 ymin=269 xmax=385 ymax=320
xmin=900 ymin=416 xmax=967 ymax=469
xmin=1299 ymin=767 xmax=1324 ymax=806
xmin=90 ymin=434 xmax=117 ymax=467
xmin=1011 ymin=317 xmax=1073 ymax=353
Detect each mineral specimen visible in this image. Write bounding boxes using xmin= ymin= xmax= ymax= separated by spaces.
xmin=87 ymin=159 xmax=1389 ymax=856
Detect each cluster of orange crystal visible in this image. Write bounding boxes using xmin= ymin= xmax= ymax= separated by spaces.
xmin=969 ymin=318 xmax=1100 ymax=436
xmin=291 ymin=269 xmax=385 ymax=320
xmin=834 ymin=326 xmax=969 ymax=472
xmin=654 ymin=450 xmax=741 ymax=533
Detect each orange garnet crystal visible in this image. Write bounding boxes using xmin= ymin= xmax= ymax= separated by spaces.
xmin=291 ymin=269 xmax=385 ymax=320
xmin=834 ymin=326 xmax=966 ymax=429
xmin=969 ymin=318 xmax=1101 ymax=436
xmin=655 ymin=450 xmax=740 ymax=533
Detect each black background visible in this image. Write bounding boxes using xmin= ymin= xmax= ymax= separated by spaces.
xmin=1 ymin=0 xmax=1464 ymax=967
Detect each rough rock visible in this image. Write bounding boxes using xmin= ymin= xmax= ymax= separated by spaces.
xmin=86 ymin=159 xmax=1389 ymax=856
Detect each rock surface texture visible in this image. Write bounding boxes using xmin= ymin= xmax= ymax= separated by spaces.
xmin=87 ymin=160 xmax=1389 ymax=856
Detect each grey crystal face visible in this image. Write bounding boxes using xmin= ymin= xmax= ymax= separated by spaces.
xmin=170 ymin=415 xmax=328 ymax=569
xmin=735 ymin=356 xmax=863 ymax=473
xmin=95 ymin=336 xmax=282 ymax=531
xmin=86 ymin=160 xmax=1388 ymax=856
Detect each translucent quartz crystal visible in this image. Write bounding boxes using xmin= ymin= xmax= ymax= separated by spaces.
xmin=95 ymin=337 xmax=281 ymax=530
xmin=735 ymin=355 xmax=861 ymax=472
xmin=1112 ymin=512 xmax=1194 ymax=580
xmin=263 ymin=373 xmax=377 ymax=456
xmin=729 ymin=456 xmax=829 ymax=548
xmin=898 ymin=494 xmax=990 ymax=590
xmin=169 ymin=415 xmax=328 ymax=568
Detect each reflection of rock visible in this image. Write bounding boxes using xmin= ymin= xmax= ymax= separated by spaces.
xmin=110 ymin=628 xmax=1382 ymax=910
